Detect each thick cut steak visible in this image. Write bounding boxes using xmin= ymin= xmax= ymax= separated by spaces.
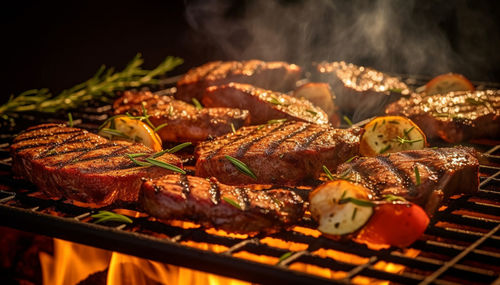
xmin=385 ymin=90 xmax=500 ymax=143
xmin=175 ymin=60 xmax=301 ymax=102
xmin=195 ymin=121 xmax=362 ymax=185
xmin=202 ymin=83 xmax=329 ymax=125
xmin=314 ymin=61 xmax=410 ymax=120
xmin=113 ymin=90 xmax=250 ymax=143
xmin=335 ymin=147 xmax=479 ymax=214
xmin=140 ymin=175 xmax=305 ymax=234
xmin=10 ymin=124 xmax=182 ymax=205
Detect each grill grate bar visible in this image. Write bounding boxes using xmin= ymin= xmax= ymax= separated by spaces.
xmin=419 ymin=223 xmax=500 ymax=285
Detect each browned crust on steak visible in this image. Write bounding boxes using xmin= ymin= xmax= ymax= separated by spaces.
xmin=314 ymin=61 xmax=410 ymax=120
xmin=385 ymin=90 xmax=500 ymax=143
xmin=140 ymin=175 xmax=305 ymax=234
xmin=113 ymin=90 xmax=250 ymax=142
xmin=176 ymin=60 xmax=301 ymax=102
xmin=10 ymin=124 xmax=183 ymax=205
xmin=336 ymin=147 xmax=479 ymax=214
xmin=202 ymin=83 xmax=329 ymax=125
xmin=195 ymin=121 xmax=362 ymax=185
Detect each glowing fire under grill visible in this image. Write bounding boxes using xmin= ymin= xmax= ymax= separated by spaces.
xmin=0 ymin=76 xmax=499 ymax=285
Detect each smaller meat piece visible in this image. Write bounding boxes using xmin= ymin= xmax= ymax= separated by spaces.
xmin=113 ymin=91 xmax=250 ymax=143
xmin=176 ymin=60 xmax=301 ymax=102
xmin=10 ymin=124 xmax=182 ymax=205
xmin=202 ymin=83 xmax=329 ymax=125
xmin=196 ymin=121 xmax=362 ymax=185
xmin=140 ymin=174 xmax=305 ymax=234
xmin=335 ymin=147 xmax=479 ymax=214
xmin=314 ymin=61 xmax=410 ymax=120
xmin=385 ymin=90 xmax=500 ymax=143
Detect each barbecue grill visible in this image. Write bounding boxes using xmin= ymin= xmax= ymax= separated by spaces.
xmin=0 ymin=75 xmax=499 ymax=285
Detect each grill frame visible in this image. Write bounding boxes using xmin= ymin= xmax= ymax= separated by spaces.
xmin=0 ymin=75 xmax=499 ymax=285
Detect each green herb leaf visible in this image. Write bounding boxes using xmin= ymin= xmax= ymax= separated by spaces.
xmin=351 ymin=207 xmax=358 ymax=220
xmin=343 ymin=116 xmax=353 ymax=126
xmin=277 ymin=252 xmax=293 ymax=264
xmin=414 ymin=165 xmax=421 ymax=186
xmin=153 ymin=123 xmax=168 ymax=132
xmin=392 ymin=136 xmax=423 ymax=145
xmin=388 ymin=88 xmax=403 ymax=93
xmin=379 ymin=144 xmax=391 ymax=154
xmin=231 ymin=123 xmax=236 ymax=134
xmin=91 ymin=210 xmax=133 ymax=224
xmin=267 ymin=118 xmax=287 ymax=124
xmin=166 ymin=142 xmax=192 ymax=154
xmin=382 ymin=194 xmax=407 ymax=202
xmin=101 ymin=128 xmax=130 ymax=139
xmin=372 ymin=122 xmax=378 ymax=131
xmin=67 ymin=112 xmax=73 ymax=127
xmin=267 ymin=96 xmax=284 ymax=105
xmin=192 ymin=98 xmax=203 ymax=110
xmin=388 ymin=120 xmax=400 ymax=124
xmin=403 ymin=126 xmax=415 ymax=138
xmin=339 ymin=197 xmax=375 ymax=207
xmin=0 ymin=54 xmax=183 ymax=118
xmin=225 ymin=155 xmax=257 ymax=179
xmin=127 ymin=154 xmax=152 ymax=166
xmin=345 ymin=156 xmax=358 ymax=163
xmin=305 ymin=109 xmax=318 ymax=116
xmin=144 ymin=158 xmax=186 ymax=174
xmin=222 ymin=196 xmax=242 ymax=210
xmin=322 ymin=165 xmax=335 ymax=181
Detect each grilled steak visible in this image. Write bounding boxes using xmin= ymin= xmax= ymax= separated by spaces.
xmin=10 ymin=124 xmax=183 ymax=205
xmin=385 ymin=90 xmax=500 ymax=143
xmin=140 ymin=174 xmax=305 ymax=234
xmin=113 ymin=90 xmax=250 ymax=143
xmin=314 ymin=61 xmax=410 ymax=121
xmin=175 ymin=60 xmax=301 ymax=102
xmin=195 ymin=121 xmax=363 ymax=185
xmin=335 ymin=147 xmax=479 ymax=214
xmin=202 ymin=83 xmax=329 ymax=125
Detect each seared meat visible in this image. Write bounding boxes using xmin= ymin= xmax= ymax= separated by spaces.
xmin=195 ymin=121 xmax=363 ymax=185
xmin=113 ymin=90 xmax=250 ymax=143
xmin=202 ymin=83 xmax=329 ymax=125
xmin=140 ymin=175 xmax=305 ymax=234
xmin=385 ymin=90 xmax=500 ymax=143
xmin=176 ymin=60 xmax=301 ymax=102
xmin=10 ymin=124 xmax=182 ymax=205
xmin=314 ymin=61 xmax=410 ymax=120
xmin=335 ymin=147 xmax=479 ymax=214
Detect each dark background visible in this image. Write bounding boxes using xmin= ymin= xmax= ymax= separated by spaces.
xmin=2 ymin=0 xmax=500 ymax=104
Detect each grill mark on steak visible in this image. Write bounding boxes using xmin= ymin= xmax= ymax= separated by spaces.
xmin=13 ymin=130 xmax=82 ymax=151
xmin=55 ymin=143 xmax=117 ymax=168
xmin=265 ymin=123 xmax=311 ymax=155
xmin=39 ymin=133 xmax=89 ymax=157
xmin=209 ymin=180 xmax=221 ymax=205
xmin=179 ymin=174 xmax=191 ymax=199
xmin=294 ymin=129 xmax=327 ymax=151
xmin=206 ymin=127 xmax=262 ymax=160
xmin=61 ymin=144 xmax=131 ymax=166
xmin=14 ymin=129 xmax=81 ymax=144
xmin=18 ymin=124 xmax=60 ymax=133
xmin=236 ymin=121 xmax=292 ymax=158
xmin=378 ymin=155 xmax=416 ymax=193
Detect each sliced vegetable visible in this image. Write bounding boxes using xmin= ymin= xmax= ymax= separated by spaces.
xmin=98 ymin=115 xmax=162 ymax=151
xmin=424 ymin=73 xmax=475 ymax=96
xmin=355 ymin=201 xmax=429 ymax=248
xmin=293 ymin=83 xmax=339 ymax=125
xmin=359 ymin=116 xmax=426 ymax=156
xmin=309 ymin=181 xmax=374 ymax=236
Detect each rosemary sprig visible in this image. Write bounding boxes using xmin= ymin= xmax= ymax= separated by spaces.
xmin=164 ymin=142 xmax=192 ymax=155
xmin=67 ymin=112 xmax=73 ymax=127
xmin=153 ymin=123 xmax=168 ymax=132
xmin=0 ymin=54 xmax=183 ymax=117
xmin=392 ymin=136 xmax=423 ymax=145
xmin=339 ymin=197 xmax=375 ymax=207
xmin=372 ymin=122 xmax=378 ymax=131
xmin=305 ymin=109 xmax=318 ymax=116
xmin=225 ymin=155 xmax=257 ymax=179
xmin=277 ymin=252 xmax=293 ymax=264
xmin=100 ymin=128 xmax=130 ymax=139
xmin=351 ymin=208 xmax=358 ymax=220
xmin=192 ymin=98 xmax=203 ymax=110
xmin=222 ymin=197 xmax=242 ymax=210
xmin=343 ymin=115 xmax=353 ymax=126
xmin=91 ymin=210 xmax=133 ymax=224
xmin=379 ymin=144 xmax=391 ymax=154
xmin=388 ymin=88 xmax=403 ymax=93
xmin=388 ymin=120 xmax=400 ymax=124
xmin=403 ymin=126 xmax=415 ymax=137
xmin=345 ymin=156 xmax=358 ymax=163
xmin=382 ymin=194 xmax=407 ymax=202
xmin=144 ymin=157 xmax=186 ymax=174
xmin=322 ymin=165 xmax=335 ymax=181
xmin=267 ymin=118 xmax=287 ymax=124
xmin=231 ymin=123 xmax=236 ymax=134
xmin=414 ymin=165 xmax=421 ymax=186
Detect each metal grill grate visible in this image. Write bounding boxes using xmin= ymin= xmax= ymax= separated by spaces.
xmin=0 ymin=77 xmax=499 ymax=285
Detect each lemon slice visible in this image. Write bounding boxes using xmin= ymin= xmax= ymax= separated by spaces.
xmin=425 ymin=73 xmax=474 ymax=96
xmin=360 ymin=116 xmax=426 ymax=156
xmin=98 ymin=115 xmax=162 ymax=151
